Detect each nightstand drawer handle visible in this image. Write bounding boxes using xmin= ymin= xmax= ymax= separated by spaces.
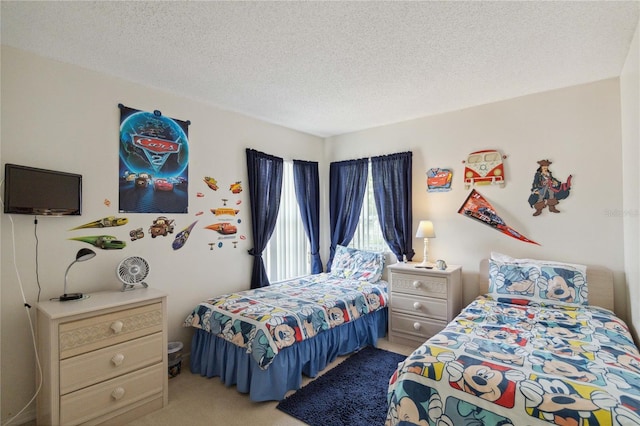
xmin=111 ymin=353 xmax=125 ymax=366
xmin=111 ymin=387 xmax=125 ymax=400
xmin=413 ymin=302 xmax=422 ymax=310
xmin=413 ymin=322 xmax=421 ymax=330
xmin=412 ymin=280 xmax=422 ymax=289
xmin=110 ymin=320 xmax=124 ymax=334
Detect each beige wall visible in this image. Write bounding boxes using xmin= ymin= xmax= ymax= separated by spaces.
xmin=621 ymin=17 xmax=640 ymax=342
xmin=0 ymin=46 xmax=324 ymax=423
xmin=325 ymin=79 xmax=627 ymax=317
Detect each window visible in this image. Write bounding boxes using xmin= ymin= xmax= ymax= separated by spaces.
xmin=350 ymin=162 xmax=389 ymax=252
xmin=264 ymin=160 xmax=310 ymax=282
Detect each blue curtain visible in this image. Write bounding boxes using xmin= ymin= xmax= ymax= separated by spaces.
xmin=246 ymin=149 xmax=283 ymax=288
xmin=328 ymin=158 xmax=369 ymax=270
xmin=293 ymin=160 xmax=323 ymax=274
xmin=371 ymin=151 xmax=415 ymax=262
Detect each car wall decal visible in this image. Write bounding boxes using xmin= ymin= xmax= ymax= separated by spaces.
xmin=69 ymin=235 xmax=126 ymax=250
xmin=427 ymin=168 xmax=453 ymax=192
xmin=203 ymin=176 xmax=218 ymax=191
xmin=69 ymin=216 xmax=129 ymax=230
xmin=229 ymin=181 xmax=242 ymax=194
xmin=149 ymin=216 xmax=175 ymax=238
xmin=205 ymin=222 xmax=238 ymax=235
xmin=172 ymin=221 xmax=198 ymax=250
xmin=129 ymin=227 xmax=144 ymax=241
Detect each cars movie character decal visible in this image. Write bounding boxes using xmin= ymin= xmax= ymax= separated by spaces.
xmin=172 ymin=220 xmax=198 ymax=250
xmin=149 ymin=216 xmax=175 ymax=238
xmin=203 ymin=176 xmax=218 ymax=191
xmin=427 ymin=168 xmax=453 ymax=192
xmin=69 ymin=235 xmax=126 ymax=250
xmin=70 ymin=216 xmax=128 ymax=230
xmin=119 ymin=104 xmax=189 ymax=214
xmin=463 ymin=150 xmax=506 ymax=189
xmin=459 ymin=189 xmax=539 ymax=245
xmin=229 ymin=181 xmax=243 ymax=194
xmin=129 ymin=227 xmax=144 ymax=241
xmin=205 ymin=222 xmax=238 ymax=235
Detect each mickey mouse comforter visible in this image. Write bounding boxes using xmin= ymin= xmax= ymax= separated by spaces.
xmin=386 ymin=296 xmax=640 ymax=425
xmin=184 ymin=273 xmax=387 ymax=370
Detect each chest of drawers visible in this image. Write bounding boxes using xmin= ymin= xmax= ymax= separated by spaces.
xmin=36 ymin=289 xmax=168 ymax=425
xmin=387 ymin=263 xmax=462 ymax=347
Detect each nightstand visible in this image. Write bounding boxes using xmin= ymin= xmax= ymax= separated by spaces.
xmin=387 ymin=262 xmax=462 ymax=347
xmin=36 ymin=288 xmax=168 ymax=425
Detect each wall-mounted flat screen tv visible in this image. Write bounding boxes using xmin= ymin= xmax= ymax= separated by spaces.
xmin=3 ymin=164 xmax=82 ymax=216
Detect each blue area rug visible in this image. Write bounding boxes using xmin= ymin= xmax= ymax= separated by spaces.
xmin=276 ymin=346 xmax=406 ymax=426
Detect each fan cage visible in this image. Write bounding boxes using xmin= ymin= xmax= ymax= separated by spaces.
xmin=117 ymin=257 xmax=149 ymax=291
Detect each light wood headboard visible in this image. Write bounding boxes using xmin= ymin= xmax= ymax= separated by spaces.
xmin=479 ymin=259 xmax=614 ymax=311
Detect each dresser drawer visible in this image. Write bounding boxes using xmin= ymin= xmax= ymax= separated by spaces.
xmin=391 ymin=273 xmax=448 ymax=299
xmin=60 ymin=332 xmax=163 ymax=395
xmin=59 ymin=302 xmax=163 ymax=359
xmin=60 ymin=363 xmax=163 ymax=426
xmin=390 ymin=293 xmax=447 ymax=319
xmin=390 ymin=312 xmax=446 ymax=341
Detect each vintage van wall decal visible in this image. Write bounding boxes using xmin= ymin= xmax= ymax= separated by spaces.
xmin=462 ymin=150 xmax=507 ymax=189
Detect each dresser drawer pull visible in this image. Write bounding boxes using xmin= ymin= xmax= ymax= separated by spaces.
xmin=110 ymin=320 xmax=124 ymax=334
xmin=111 ymin=353 xmax=125 ymax=366
xmin=412 ymin=280 xmax=422 ymax=289
xmin=413 ymin=302 xmax=422 ymax=310
xmin=413 ymin=322 xmax=421 ymax=330
xmin=111 ymin=387 xmax=126 ymax=400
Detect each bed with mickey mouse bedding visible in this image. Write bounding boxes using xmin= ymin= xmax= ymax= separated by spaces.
xmin=184 ymin=245 xmax=388 ymax=401
xmin=386 ymin=253 xmax=640 ymax=425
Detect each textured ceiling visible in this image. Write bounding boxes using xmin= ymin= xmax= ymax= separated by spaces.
xmin=2 ymin=1 xmax=639 ymax=137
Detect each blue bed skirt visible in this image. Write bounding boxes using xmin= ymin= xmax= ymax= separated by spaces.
xmin=189 ymin=307 xmax=388 ymax=401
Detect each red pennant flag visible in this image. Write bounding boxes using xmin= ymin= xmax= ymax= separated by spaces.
xmin=458 ymin=189 xmax=540 ymax=245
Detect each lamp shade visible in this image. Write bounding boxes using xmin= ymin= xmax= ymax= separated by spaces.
xmin=415 ymin=220 xmax=435 ymax=238
xmin=75 ymin=248 xmax=96 ymax=262
xmin=61 ymin=248 xmax=96 ymax=301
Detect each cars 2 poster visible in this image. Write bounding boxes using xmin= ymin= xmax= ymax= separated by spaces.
xmin=118 ymin=104 xmax=190 ymax=213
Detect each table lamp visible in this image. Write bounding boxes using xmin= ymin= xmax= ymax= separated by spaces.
xmin=60 ymin=248 xmax=96 ymax=301
xmin=415 ymin=220 xmax=435 ymax=267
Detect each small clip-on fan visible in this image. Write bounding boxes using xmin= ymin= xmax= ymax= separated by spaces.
xmin=117 ymin=256 xmax=149 ymax=291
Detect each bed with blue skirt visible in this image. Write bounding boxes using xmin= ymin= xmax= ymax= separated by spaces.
xmin=184 ymin=245 xmax=388 ymax=401
xmin=386 ymin=254 xmax=640 ymax=425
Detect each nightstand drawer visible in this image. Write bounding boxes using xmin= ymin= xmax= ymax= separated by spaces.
xmin=60 ymin=332 xmax=163 ymax=394
xmin=390 ymin=312 xmax=446 ymax=340
xmin=59 ymin=302 xmax=163 ymax=359
xmin=390 ymin=293 xmax=447 ymax=319
xmin=391 ymin=273 xmax=448 ymax=299
xmin=60 ymin=363 xmax=163 ymax=426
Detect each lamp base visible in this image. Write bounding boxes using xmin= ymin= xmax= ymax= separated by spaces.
xmin=415 ymin=261 xmax=433 ymax=269
xmin=60 ymin=292 xmax=83 ymax=301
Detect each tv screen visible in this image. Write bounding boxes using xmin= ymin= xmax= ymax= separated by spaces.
xmin=3 ymin=164 xmax=82 ymax=216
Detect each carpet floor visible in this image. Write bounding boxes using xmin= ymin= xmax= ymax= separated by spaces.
xmin=276 ymin=346 xmax=406 ymax=426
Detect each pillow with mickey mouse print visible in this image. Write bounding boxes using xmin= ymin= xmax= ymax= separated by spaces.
xmin=329 ymin=245 xmax=385 ymax=283
xmin=489 ymin=252 xmax=588 ymax=307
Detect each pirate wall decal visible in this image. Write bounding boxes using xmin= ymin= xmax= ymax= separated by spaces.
xmin=528 ymin=159 xmax=572 ymax=216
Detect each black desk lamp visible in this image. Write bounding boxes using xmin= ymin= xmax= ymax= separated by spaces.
xmin=60 ymin=248 xmax=96 ymax=301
